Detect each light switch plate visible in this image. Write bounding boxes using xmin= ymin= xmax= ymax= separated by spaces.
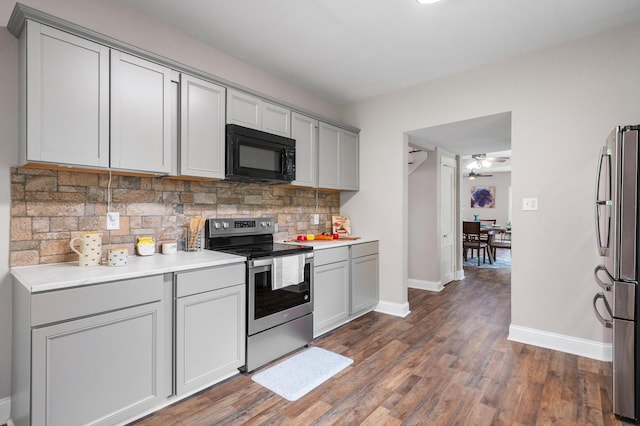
xmin=106 ymin=212 xmax=120 ymax=230
xmin=311 ymin=214 xmax=319 ymax=225
xmin=522 ymin=198 xmax=538 ymax=211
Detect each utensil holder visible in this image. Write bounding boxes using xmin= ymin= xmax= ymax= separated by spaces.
xmin=185 ymin=229 xmax=202 ymax=252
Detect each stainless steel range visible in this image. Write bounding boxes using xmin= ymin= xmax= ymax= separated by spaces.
xmin=205 ymin=217 xmax=314 ymax=372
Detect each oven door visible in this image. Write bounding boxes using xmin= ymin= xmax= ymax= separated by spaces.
xmin=247 ymin=255 xmax=313 ymax=335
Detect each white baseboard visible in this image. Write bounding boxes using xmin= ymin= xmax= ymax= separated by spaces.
xmin=508 ymin=324 xmax=612 ymax=362
xmin=407 ymin=278 xmax=443 ymax=292
xmin=0 ymin=396 xmax=10 ymax=425
xmin=375 ymin=300 xmax=411 ymax=318
xmin=455 ymin=269 xmax=465 ymax=281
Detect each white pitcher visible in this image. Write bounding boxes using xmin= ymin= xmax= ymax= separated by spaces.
xmin=70 ymin=232 xmax=102 ymax=266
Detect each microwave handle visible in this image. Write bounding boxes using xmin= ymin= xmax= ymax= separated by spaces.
xmin=281 ymin=149 xmax=287 ymax=176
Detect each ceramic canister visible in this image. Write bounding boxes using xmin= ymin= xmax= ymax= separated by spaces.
xmin=107 ymin=247 xmax=128 ymax=267
xmin=70 ymin=232 xmax=102 ymax=266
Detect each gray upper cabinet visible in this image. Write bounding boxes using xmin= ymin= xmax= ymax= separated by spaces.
xmin=291 ymin=112 xmax=318 ymax=187
xmin=262 ymin=102 xmax=291 ymax=137
xmin=227 ymin=89 xmax=291 ymax=137
xmin=110 ymin=51 xmax=173 ymax=174
xmin=318 ymin=122 xmax=341 ymax=189
xmin=179 ymin=74 xmax=226 ymax=179
xmin=318 ymin=122 xmax=359 ymax=191
xmin=21 ymin=21 xmax=110 ymax=168
xmin=340 ymin=129 xmax=359 ymax=190
xmin=14 ymin=12 xmax=359 ymax=183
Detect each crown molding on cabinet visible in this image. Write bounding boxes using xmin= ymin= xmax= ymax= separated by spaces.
xmin=7 ymin=2 xmax=359 ymax=135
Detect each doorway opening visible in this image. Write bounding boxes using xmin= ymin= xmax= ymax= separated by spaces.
xmin=405 ymin=111 xmax=512 ymax=290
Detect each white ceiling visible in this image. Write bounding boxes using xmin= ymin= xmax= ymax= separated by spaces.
xmin=117 ymin=0 xmax=640 ymax=168
xmin=119 ymin=0 xmax=640 ymax=105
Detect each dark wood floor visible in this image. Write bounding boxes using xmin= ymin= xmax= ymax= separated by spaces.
xmin=132 ymin=264 xmax=625 ymax=425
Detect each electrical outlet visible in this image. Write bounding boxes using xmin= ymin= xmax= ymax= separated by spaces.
xmin=106 ymin=212 xmax=120 ymax=230
xmin=311 ymin=214 xmax=320 ymax=225
xmin=522 ymin=198 xmax=538 ymax=211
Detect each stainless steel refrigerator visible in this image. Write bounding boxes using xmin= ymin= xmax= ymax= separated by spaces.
xmin=594 ymin=125 xmax=640 ymax=422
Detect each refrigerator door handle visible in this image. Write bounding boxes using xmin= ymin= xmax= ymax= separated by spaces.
xmin=595 ymin=146 xmax=612 ymax=256
xmin=593 ymin=292 xmax=613 ymax=328
xmin=594 ymin=265 xmax=613 ymax=292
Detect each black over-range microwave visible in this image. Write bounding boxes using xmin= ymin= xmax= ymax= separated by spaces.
xmin=225 ymin=124 xmax=296 ymax=184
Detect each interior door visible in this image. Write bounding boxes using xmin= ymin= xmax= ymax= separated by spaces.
xmin=440 ymin=157 xmax=456 ymax=284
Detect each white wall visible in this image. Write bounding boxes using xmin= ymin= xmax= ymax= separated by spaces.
xmin=0 ymin=0 xmax=343 ymax=406
xmin=462 ymin=171 xmax=511 ymax=225
xmin=341 ymin=22 xmax=640 ymax=351
xmin=407 ymin=151 xmax=438 ymax=283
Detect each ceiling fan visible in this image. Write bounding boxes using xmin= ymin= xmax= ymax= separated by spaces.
xmin=466 ymin=153 xmax=509 ymax=169
xmin=467 ymin=169 xmax=493 ymax=179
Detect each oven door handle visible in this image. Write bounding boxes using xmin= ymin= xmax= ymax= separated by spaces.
xmin=250 ymin=252 xmax=314 ymax=268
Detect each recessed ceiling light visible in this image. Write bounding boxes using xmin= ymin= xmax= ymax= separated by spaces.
xmin=416 ymin=0 xmax=442 ymax=4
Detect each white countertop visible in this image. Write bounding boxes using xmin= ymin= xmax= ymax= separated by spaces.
xmin=277 ymin=236 xmax=378 ymax=250
xmin=11 ymin=250 xmax=246 ymax=293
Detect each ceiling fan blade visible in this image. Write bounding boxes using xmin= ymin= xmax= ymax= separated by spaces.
xmin=467 ymin=169 xmax=493 ymax=178
xmin=471 ymin=154 xmax=508 ymax=163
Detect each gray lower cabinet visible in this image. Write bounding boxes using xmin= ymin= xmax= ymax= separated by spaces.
xmin=174 ymin=264 xmax=246 ymax=395
xmin=313 ymin=246 xmax=350 ymax=337
xmin=350 ymin=242 xmax=379 ymax=315
xmin=13 ymin=274 xmax=172 ymax=426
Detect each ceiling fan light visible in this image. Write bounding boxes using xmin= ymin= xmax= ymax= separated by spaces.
xmin=481 ymin=159 xmax=491 ymax=168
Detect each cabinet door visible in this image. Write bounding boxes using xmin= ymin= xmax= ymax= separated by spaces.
xmin=314 ymin=260 xmax=350 ymax=336
xmin=291 ymin=112 xmax=318 ymax=187
xmin=180 ymin=74 xmax=226 ymax=178
xmin=31 ymin=302 xmax=166 ymax=426
xmin=227 ymin=89 xmax=261 ymax=130
xmin=351 ymin=253 xmax=379 ymax=315
xmin=176 ymin=284 xmax=245 ymax=395
xmin=263 ymin=102 xmax=291 ymax=137
xmin=341 ymin=129 xmax=359 ymax=190
xmin=111 ymin=51 xmax=172 ymax=173
xmin=318 ymin=122 xmax=341 ymax=189
xmin=24 ymin=21 xmax=109 ymax=168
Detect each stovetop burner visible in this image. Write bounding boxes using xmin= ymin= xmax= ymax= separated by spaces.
xmin=204 ymin=217 xmax=312 ymax=259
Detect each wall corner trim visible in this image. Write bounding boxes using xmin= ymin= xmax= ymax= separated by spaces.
xmin=375 ymin=300 xmax=411 ymax=318
xmin=508 ymin=324 xmax=612 ymax=362
xmin=408 ymin=278 xmax=444 ymax=292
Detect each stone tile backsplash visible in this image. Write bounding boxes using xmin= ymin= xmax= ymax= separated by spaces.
xmin=10 ymin=167 xmax=340 ymax=266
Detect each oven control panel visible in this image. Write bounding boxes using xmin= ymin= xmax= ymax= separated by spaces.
xmin=205 ymin=217 xmax=275 ymax=237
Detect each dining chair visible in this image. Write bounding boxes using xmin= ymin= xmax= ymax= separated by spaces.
xmin=490 ymin=233 xmax=511 ymax=260
xmin=478 ymin=219 xmax=497 ymax=243
xmin=463 ymin=221 xmax=492 ymax=266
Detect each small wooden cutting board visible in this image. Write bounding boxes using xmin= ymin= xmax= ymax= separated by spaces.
xmin=284 ymin=237 xmax=361 ymax=243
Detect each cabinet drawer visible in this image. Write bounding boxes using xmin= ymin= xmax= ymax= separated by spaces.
xmin=314 ymin=246 xmax=349 ymax=266
xmin=176 ymin=263 xmax=245 ymax=298
xmin=31 ymin=275 xmax=165 ymax=327
xmin=351 ymin=241 xmax=379 ymax=258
